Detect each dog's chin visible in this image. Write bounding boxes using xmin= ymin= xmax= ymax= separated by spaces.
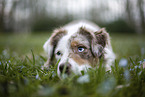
xmin=57 ymin=71 xmax=72 ymax=79
xmin=57 ymin=65 xmax=92 ymax=79
xmin=58 ymin=73 xmax=71 ymax=79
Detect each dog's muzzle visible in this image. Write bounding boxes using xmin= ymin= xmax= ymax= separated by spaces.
xmin=58 ymin=63 xmax=72 ymax=75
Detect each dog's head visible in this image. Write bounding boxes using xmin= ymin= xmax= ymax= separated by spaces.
xmin=43 ymin=26 xmax=109 ymax=77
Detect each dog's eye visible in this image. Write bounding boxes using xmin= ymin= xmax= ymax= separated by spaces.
xmin=78 ymin=47 xmax=85 ymax=52
xmin=56 ymin=51 xmax=62 ymax=56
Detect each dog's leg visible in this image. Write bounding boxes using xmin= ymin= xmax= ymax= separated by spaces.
xmin=104 ymin=48 xmax=116 ymax=71
xmin=41 ymin=59 xmax=50 ymax=70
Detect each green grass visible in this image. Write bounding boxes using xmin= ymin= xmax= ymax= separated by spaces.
xmin=0 ymin=33 xmax=145 ymax=97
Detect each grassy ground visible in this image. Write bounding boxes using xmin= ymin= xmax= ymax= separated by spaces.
xmin=0 ymin=33 xmax=145 ymax=97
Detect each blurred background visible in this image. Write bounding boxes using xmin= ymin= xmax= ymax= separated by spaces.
xmin=0 ymin=0 xmax=145 ymax=34
xmin=0 ymin=0 xmax=145 ymax=57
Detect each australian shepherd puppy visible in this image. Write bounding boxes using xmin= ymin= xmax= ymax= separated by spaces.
xmin=43 ymin=20 xmax=115 ymax=77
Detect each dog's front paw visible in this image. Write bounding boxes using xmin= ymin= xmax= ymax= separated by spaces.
xmin=41 ymin=61 xmax=50 ymax=70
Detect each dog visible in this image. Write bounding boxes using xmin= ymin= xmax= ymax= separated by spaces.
xmin=43 ymin=20 xmax=115 ymax=77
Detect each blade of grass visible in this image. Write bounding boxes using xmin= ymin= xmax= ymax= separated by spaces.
xmin=62 ymin=64 xmax=67 ymax=76
xmin=25 ymin=55 xmax=32 ymax=64
xmin=54 ymin=59 xmax=61 ymax=75
xmin=129 ymin=57 xmax=135 ymax=66
xmin=31 ymin=49 xmax=35 ymax=66
xmin=39 ymin=55 xmax=47 ymax=61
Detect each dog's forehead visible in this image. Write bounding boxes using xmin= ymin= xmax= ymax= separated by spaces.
xmin=57 ymin=32 xmax=90 ymax=49
xmin=70 ymin=34 xmax=90 ymax=47
xmin=55 ymin=26 xmax=94 ymax=53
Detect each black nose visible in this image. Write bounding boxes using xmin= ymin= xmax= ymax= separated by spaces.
xmin=59 ymin=63 xmax=71 ymax=74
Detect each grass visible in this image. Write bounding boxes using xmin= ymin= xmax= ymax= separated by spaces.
xmin=0 ymin=33 xmax=145 ymax=97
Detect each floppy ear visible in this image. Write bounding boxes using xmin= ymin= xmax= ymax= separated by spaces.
xmin=43 ymin=37 xmax=54 ymax=67
xmin=43 ymin=38 xmax=54 ymax=68
xmin=95 ymin=28 xmax=109 ymax=47
xmin=92 ymin=28 xmax=109 ymax=57
xmin=43 ymin=29 xmax=67 ymax=69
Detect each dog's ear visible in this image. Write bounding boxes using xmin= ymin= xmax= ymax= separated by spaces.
xmin=92 ymin=28 xmax=109 ymax=57
xmin=95 ymin=28 xmax=109 ymax=48
xmin=43 ymin=29 xmax=66 ymax=68
xmin=43 ymin=38 xmax=53 ymax=68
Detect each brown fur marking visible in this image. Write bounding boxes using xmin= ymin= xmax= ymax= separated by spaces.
xmin=79 ymin=27 xmax=94 ymax=43
xmin=70 ymin=40 xmax=98 ymax=67
xmin=51 ymin=29 xmax=67 ymax=46
xmin=95 ymin=28 xmax=108 ymax=47
xmin=70 ymin=54 xmax=89 ymax=65
xmin=49 ymin=29 xmax=67 ymax=65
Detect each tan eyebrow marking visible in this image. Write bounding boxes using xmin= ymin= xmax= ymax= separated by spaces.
xmin=71 ymin=41 xmax=78 ymax=47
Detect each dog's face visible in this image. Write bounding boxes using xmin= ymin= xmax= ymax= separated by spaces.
xmin=43 ymin=26 xmax=109 ymax=77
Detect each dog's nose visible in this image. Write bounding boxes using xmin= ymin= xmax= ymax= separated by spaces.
xmin=59 ymin=63 xmax=71 ymax=74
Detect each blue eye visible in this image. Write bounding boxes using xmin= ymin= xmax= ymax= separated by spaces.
xmin=78 ymin=47 xmax=85 ymax=52
xmin=56 ymin=51 xmax=62 ymax=56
